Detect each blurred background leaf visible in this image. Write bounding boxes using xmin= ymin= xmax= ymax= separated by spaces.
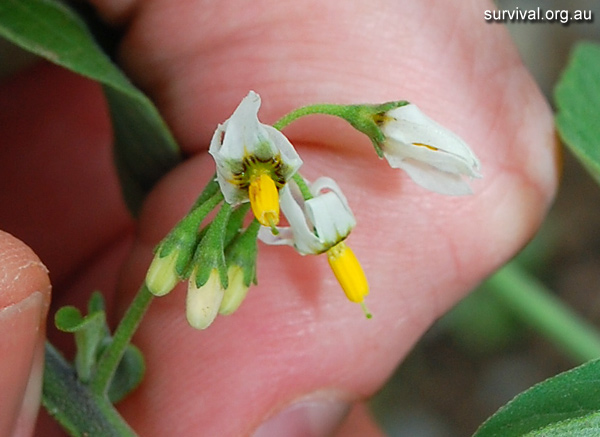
xmin=556 ymin=42 xmax=600 ymax=185
xmin=0 ymin=0 xmax=181 ymax=215
xmin=473 ymin=358 xmax=600 ymax=437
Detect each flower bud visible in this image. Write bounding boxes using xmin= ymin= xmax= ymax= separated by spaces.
xmin=186 ymin=269 xmax=225 ymax=330
xmin=377 ymin=103 xmax=481 ymax=195
xmin=219 ymin=266 xmax=250 ymax=315
xmin=145 ymin=250 xmax=180 ymax=296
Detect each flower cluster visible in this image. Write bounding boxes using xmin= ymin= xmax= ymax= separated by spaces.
xmin=145 ymin=91 xmax=481 ymax=329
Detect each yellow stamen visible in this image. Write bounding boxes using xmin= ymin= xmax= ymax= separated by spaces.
xmin=327 ymin=242 xmax=369 ymax=305
xmin=413 ymin=142 xmax=438 ymax=151
xmin=249 ymin=173 xmax=280 ymax=229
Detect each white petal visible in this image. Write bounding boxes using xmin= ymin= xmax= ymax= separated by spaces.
xmin=263 ymin=124 xmax=303 ymax=177
xmin=382 ymin=104 xmax=481 ymax=176
xmin=277 ymin=185 xmax=323 ymax=254
xmin=396 ymin=159 xmax=473 ymax=196
xmin=258 ymin=179 xmax=356 ymax=255
xmin=209 ymin=91 xmax=265 ymax=161
xmin=208 ymin=91 xmax=303 ymax=205
xmin=305 ymin=192 xmax=356 ymax=246
xmin=309 ymin=177 xmax=355 ymax=217
xmin=257 ymin=226 xmax=296 ymax=247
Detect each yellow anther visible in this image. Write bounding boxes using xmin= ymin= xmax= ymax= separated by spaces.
xmin=249 ymin=172 xmax=280 ymax=229
xmin=413 ymin=142 xmax=439 ymax=151
xmin=327 ymin=242 xmax=369 ymax=304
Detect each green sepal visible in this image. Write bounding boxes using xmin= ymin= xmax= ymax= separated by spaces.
xmin=345 ymin=101 xmax=409 ymax=158
xmin=224 ymin=203 xmax=251 ymax=245
xmin=225 ymin=219 xmax=260 ymax=287
xmin=157 ymin=189 xmax=224 ymax=278
xmin=55 ymin=292 xmax=109 ymax=383
xmin=189 ymin=175 xmax=220 ymax=210
xmin=190 ymin=202 xmax=232 ymax=289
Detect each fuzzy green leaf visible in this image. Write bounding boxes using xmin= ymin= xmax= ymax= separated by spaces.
xmin=555 ymin=42 xmax=600 ymax=185
xmin=54 ymin=306 xmax=87 ymax=333
xmin=0 ymin=0 xmax=181 ymax=215
xmin=107 ymin=344 xmax=145 ymax=404
xmin=473 ymin=358 xmax=600 ymax=436
xmin=55 ymin=305 xmax=108 ymax=383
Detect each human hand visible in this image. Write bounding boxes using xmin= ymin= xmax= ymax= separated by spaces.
xmin=0 ymin=0 xmax=557 ymax=435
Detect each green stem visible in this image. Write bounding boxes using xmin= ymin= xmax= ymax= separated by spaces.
xmin=190 ymin=173 xmax=219 ymax=211
xmin=487 ymin=262 xmax=600 ymax=363
xmin=292 ymin=173 xmax=313 ymax=201
xmin=90 ymin=284 xmax=154 ymax=396
xmin=273 ymin=104 xmax=351 ymax=131
xmin=43 ymin=342 xmax=135 ymax=436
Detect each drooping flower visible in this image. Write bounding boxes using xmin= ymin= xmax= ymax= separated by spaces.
xmin=376 ymin=103 xmax=481 ymax=195
xmin=259 ymin=176 xmax=369 ymax=309
xmin=259 ymin=177 xmax=355 ymax=253
xmin=209 ymin=91 xmax=303 ymax=228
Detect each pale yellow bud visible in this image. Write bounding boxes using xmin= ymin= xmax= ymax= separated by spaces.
xmin=145 ymin=250 xmax=180 ymax=297
xmin=219 ymin=266 xmax=250 ymax=315
xmin=186 ymin=269 xmax=225 ymax=329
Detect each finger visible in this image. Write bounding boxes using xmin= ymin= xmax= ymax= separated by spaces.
xmin=0 ymin=231 xmax=51 ymax=437
xmin=83 ymin=0 xmax=558 ymax=435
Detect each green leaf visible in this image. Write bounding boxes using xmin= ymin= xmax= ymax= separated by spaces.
xmin=88 ymin=290 xmax=106 ymax=314
xmin=54 ymin=306 xmax=87 ymax=333
xmin=55 ymin=305 xmax=108 ymax=383
xmin=555 ymin=42 xmax=600 ymax=185
xmin=107 ymin=344 xmax=145 ymax=404
xmin=473 ymin=358 xmax=600 ymax=436
xmin=523 ymin=412 xmax=600 ymax=436
xmin=0 ymin=0 xmax=181 ymax=215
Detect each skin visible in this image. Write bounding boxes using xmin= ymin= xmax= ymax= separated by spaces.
xmin=0 ymin=0 xmax=558 ymax=435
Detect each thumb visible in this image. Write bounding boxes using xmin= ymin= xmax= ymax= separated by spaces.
xmin=0 ymin=231 xmax=50 ymax=437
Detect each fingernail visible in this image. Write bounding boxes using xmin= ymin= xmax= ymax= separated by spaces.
xmin=0 ymin=291 xmax=44 ymax=437
xmin=253 ymin=397 xmax=351 ymax=437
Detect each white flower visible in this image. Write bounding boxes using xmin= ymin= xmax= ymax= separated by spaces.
xmin=209 ymin=91 xmax=302 ymax=226
xmin=259 ymin=175 xmax=369 ymax=307
xmin=258 ymin=176 xmax=356 ymax=255
xmin=378 ymin=103 xmax=481 ymax=195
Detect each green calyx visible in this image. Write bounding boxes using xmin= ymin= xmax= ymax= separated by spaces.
xmin=225 ymin=219 xmax=260 ymax=287
xmin=190 ymin=202 xmax=233 ymax=289
xmin=272 ymin=100 xmax=409 ymax=158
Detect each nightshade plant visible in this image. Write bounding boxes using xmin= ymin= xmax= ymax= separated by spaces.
xmin=5 ymin=1 xmax=600 ymax=437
